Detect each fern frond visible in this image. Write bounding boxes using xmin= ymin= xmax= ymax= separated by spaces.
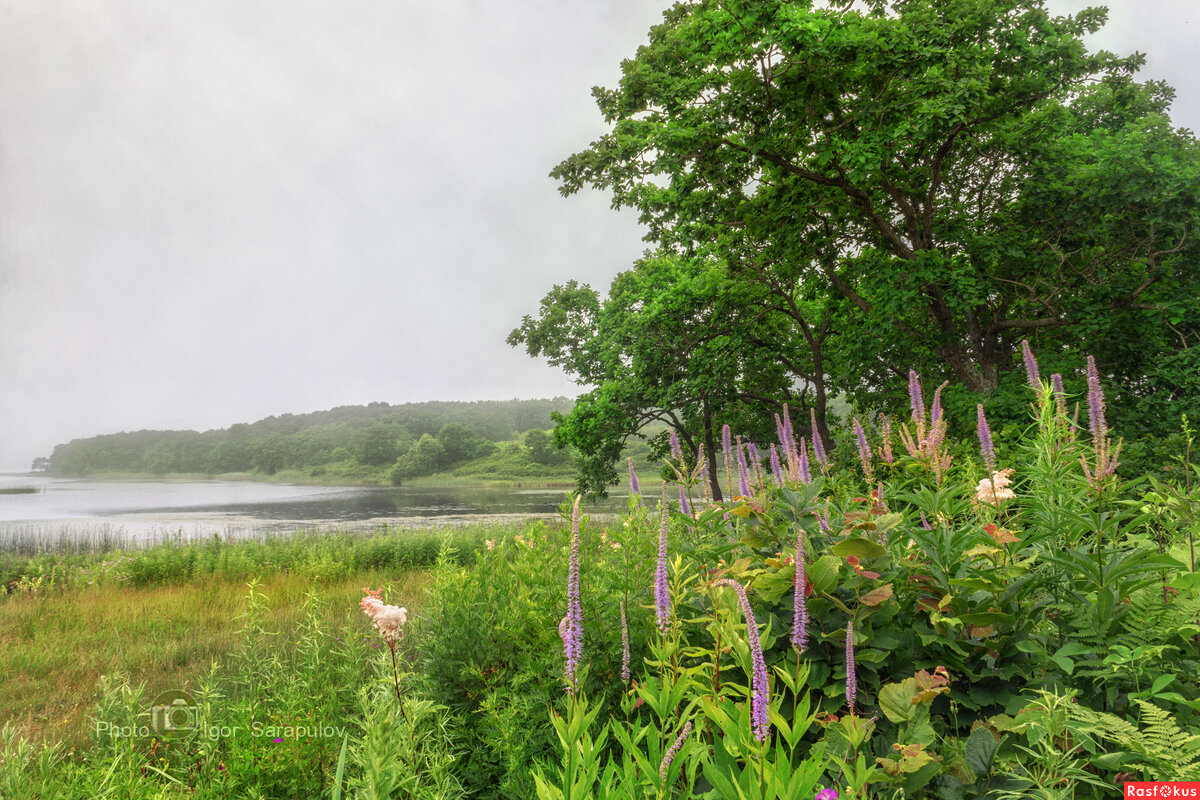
xmin=1068 ymin=700 xmax=1200 ymax=779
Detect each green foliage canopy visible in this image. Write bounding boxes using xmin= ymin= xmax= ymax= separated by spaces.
xmin=542 ymin=0 xmax=1200 ymax=460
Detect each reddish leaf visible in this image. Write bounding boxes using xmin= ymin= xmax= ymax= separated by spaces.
xmin=860 ymin=583 xmax=894 ymax=606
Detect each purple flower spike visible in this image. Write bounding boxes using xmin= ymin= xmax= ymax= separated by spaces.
xmin=1051 ymin=373 xmax=1067 ymax=414
xmin=669 ymin=428 xmax=683 ymax=462
xmin=714 ymin=579 xmax=770 ymax=743
xmin=736 ymin=438 xmax=751 ymax=497
xmin=659 ymin=720 xmax=692 ymax=782
xmin=1021 ymin=339 xmax=1041 ymax=389
xmin=1085 ymin=355 xmax=1107 ymax=444
xmin=782 ymin=405 xmax=800 ymax=477
xmin=620 ymin=600 xmax=630 ymax=683
xmin=908 ymin=370 xmax=925 ymax=424
xmin=769 ymin=444 xmax=784 ymax=485
xmin=845 ymin=620 xmax=857 ymax=715
xmin=561 ymin=496 xmax=584 ymax=694
xmin=678 ymin=483 xmax=691 ymax=516
xmin=791 ymin=529 xmax=808 ymax=653
xmin=798 ymin=437 xmax=812 ymax=485
xmin=654 ymin=500 xmax=671 ymax=634
xmin=809 ymin=408 xmax=827 ymax=467
xmin=627 ymin=458 xmax=641 ymax=497
xmin=852 ymin=417 xmax=873 ymax=481
xmin=930 ymin=382 xmax=944 ymax=430
xmin=929 ymin=381 xmax=949 ymax=451
xmin=747 ymin=441 xmax=765 ymax=489
xmin=920 ymin=511 xmax=932 ymax=530
xmin=976 ymin=404 xmax=996 ymax=471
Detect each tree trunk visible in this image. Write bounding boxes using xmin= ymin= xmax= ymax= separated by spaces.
xmin=702 ymin=396 xmax=723 ymax=502
xmin=810 ymin=351 xmax=834 ymax=448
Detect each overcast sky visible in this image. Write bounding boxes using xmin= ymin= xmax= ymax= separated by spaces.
xmin=0 ymin=1 xmax=1196 ymax=470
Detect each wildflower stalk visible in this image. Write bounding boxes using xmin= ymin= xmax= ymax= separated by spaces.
xmin=977 ymin=404 xmax=996 ymax=472
xmin=909 ymin=369 xmax=925 ymax=425
xmin=736 ymin=436 xmax=751 ymax=497
xmin=620 ymin=600 xmax=630 ymax=684
xmin=747 ymin=441 xmax=765 ymax=490
xmin=792 ymin=527 xmax=808 ymax=699
xmin=388 ymin=641 xmax=407 ymax=723
xmin=1080 ymin=355 xmax=1121 ymax=498
xmin=898 ymin=372 xmax=952 ymax=483
xmin=359 ymin=588 xmax=408 ymax=721
xmin=810 ymin=408 xmax=828 ymax=471
xmin=852 ymin=417 xmax=873 ymax=482
xmin=654 ymin=497 xmax=671 ymax=635
xmin=791 ymin=529 xmax=808 ymax=654
xmin=658 ymin=720 xmax=692 ymax=798
xmin=1051 ymin=373 xmax=1067 ymax=416
xmin=845 ymin=620 xmax=857 ymax=716
xmin=769 ymin=444 xmax=783 ymax=485
xmin=1021 ymin=339 xmax=1041 ymax=389
xmin=561 ymin=496 xmax=584 ymax=695
xmin=713 ymin=578 xmax=769 ymax=743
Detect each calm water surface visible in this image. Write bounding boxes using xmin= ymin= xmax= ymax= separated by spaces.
xmin=0 ymin=474 xmax=626 ymax=545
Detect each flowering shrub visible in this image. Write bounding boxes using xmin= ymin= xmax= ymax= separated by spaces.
xmin=492 ymin=346 xmax=1199 ymax=798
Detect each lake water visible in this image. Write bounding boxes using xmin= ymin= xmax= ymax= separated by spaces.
xmin=0 ymin=474 xmax=628 ymax=547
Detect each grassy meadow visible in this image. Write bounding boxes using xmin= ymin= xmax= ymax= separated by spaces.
xmin=0 ymin=570 xmax=431 ymax=747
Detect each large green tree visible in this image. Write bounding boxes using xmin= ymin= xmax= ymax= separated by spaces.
xmin=510 ymin=253 xmax=820 ymax=497
xmin=550 ymin=0 xmax=1200 ymax=431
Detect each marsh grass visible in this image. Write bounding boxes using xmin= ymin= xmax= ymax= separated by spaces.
xmin=0 ymin=523 xmax=135 ymax=556
xmin=0 ymin=570 xmax=431 ymax=748
xmin=0 ymin=522 xmax=508 ymax=753
xmin=0 ymin=522 xmax=519 ymax=590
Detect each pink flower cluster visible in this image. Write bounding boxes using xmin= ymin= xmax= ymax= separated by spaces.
xmin=360 ymin=588 xmax=408 ymax=645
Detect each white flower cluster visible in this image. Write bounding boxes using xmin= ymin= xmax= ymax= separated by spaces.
xmin=360 ymin=594 xmax=408 ymax=645
xmin=975 ymin=468 xmax=1016 ymax=506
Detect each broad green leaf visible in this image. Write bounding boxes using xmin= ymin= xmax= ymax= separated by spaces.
xmin=878 ymin=678 xmax=918 ymax=723
xmin=831 ymin=537 xmax=886 ymax=562
xmin=964 ymin=727 xmax=999 ymax=778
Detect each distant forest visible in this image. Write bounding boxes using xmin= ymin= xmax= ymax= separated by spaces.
xmin=39 ymin=398 xmax=582 ymax=484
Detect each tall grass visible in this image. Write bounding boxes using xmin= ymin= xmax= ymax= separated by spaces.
xmin=0 ymin=568 xmax=435 ymax=798
xmin=0 ymin=523 xmax=523 ymax=592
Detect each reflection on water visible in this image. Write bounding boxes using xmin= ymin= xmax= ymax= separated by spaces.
xmin=135 ymin=486 xmax=591 ymax=521
xmin=0 ymin=475 xmax=627 ymax=546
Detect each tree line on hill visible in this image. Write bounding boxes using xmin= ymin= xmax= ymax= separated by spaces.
xmin=39 ymin=399 xmax=576 ymax=483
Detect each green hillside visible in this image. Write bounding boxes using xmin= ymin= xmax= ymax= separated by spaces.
xmin=41 ymin=398 xmax=586 ymax=485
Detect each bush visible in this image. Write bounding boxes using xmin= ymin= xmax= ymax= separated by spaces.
xmin=414 ymin=377 xmax=1200 ymax=797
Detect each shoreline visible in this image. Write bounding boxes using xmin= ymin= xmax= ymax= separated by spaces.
xmin=18 ymin=470 xmax=582 ymax=490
